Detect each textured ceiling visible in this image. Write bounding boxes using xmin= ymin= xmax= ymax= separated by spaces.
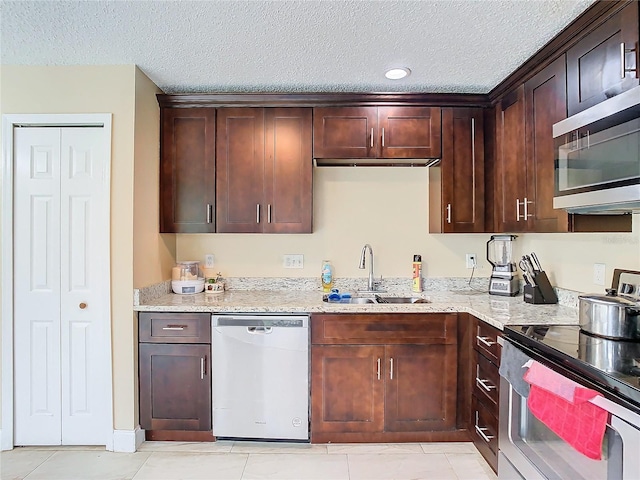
xmin=1 ymin=0 xmax=597 ymax=94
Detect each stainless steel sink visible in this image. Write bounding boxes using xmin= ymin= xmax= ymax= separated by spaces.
xmin=322 ymin=295 xmax=429 ymax=304
xmin=375 ymin=296 xmax=430 ymax=304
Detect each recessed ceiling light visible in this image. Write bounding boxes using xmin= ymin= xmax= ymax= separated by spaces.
xmin=385 ymin=67 xmax=411 ymax=80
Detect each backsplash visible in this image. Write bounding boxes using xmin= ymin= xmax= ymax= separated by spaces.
xmin=135 ymin=276 xmax=581 ymax=308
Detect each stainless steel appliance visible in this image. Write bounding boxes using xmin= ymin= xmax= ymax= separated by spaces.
xmin=487 ymin=235 xmax=519 ymax=296
xmin=578 ymin=270 xmax=640 ymax=341
xmin=500 ymin=325 xmax=640 ymax=479
xmin=553 ymin=84 xmax=640 ymax=214
xmin=211 ymin=314 xmax=309 ymax=441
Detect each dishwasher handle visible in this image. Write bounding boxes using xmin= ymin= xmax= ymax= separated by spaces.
xmin=247 ymin=326 xmax=273 ymax=334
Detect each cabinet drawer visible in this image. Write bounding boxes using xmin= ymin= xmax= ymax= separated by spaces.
xmin=311 ymin=313 xmax=457 ymax=345
xmin=473 ymin=320 xmax=502 ymax=365
xmin=471 ymin=394 xmax=498 ymax=473
xmin=474 ymin=352 xmax=499 ymax=410
xmin=139 ymin=312 xmax=211 ymax=343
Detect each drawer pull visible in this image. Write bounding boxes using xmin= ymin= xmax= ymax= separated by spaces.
xmin=476 ymin=377 xmax=497 ymax=392
xmin=475 ymin=412 xmax=495 ymax=442
xmin=476 ymin=335 xmax=496 ymax=347
xmin=162 ymin=325 xmax=187 ymax=331
xmin=476 ymin=365 xmax=497 ymax=392
xmin=390 ymin=358 xmax=394 ymax=380
xmin=377 ymin=358 xmax=381 ymax=380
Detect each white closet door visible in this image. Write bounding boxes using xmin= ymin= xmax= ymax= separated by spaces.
xmin=59 ymin=128 xmax=108 ymax=444
xmin=14 ymin=127 xmax=63 ymax=445
xmin=14 ymin=127 xmax=108 ymax=446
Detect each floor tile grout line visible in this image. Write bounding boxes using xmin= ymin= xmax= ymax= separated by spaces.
xmin=21 ymin=449 xmax=58 ymax=480
xmin=130 ymin=449 xmax=154 ymax=480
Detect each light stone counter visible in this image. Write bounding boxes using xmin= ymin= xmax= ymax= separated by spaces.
xmin=134 ymin=288 xmax=579 ymax=331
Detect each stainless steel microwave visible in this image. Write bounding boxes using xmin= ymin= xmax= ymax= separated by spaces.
xmin=553 ymin=85 xmax=640 ymax=214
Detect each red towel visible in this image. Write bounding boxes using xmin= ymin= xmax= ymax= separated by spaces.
xmin=523 ymin=362 xmax=608 ymax=460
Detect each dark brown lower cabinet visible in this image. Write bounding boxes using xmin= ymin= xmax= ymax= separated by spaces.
xmin=310 ymin=313 xmax=464 ymax=443
xmin=470 ymin=316 xmax=502 ymax=473
xmin=138 ymin=312 xmax=213 ymax=441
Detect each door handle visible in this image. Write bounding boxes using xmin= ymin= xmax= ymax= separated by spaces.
xmin=79 ymin=302 xmax=87 ymax=309
xmin=256 ymin=204 xmax=260 ymax=224
xmin=247 ymin=326 xmax=273 ymax=334
xmin=446 ymin=203 xmax=452 ymax=224
xmin=206 ymin=204 xmax=213 ymax=224
xmin=267 ymin=204 xmax=272 ymax=224
xmin=377 ymin=358 xmax=381 ymax=380
xmin=620 ymin=42 xmax=638 ymax=79
xmin=390 ymin=358 xmax=394 ymax=380
xmin=370 ymin=128 xmax=374 ymax=148
xmin=200 ymin=356 xmax=207 ymax=380
xmin=381 ymin=127 xmax=385 ymax=147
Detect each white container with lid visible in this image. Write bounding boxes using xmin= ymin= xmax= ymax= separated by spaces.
xmin=172 ymin=278 xmax=205 ymax=295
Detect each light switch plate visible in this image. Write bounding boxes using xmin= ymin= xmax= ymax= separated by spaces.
xmin=283 ymin=254 xmax=304 ymax=269
xmin=593 ymin=263 xmax=606 ymax=286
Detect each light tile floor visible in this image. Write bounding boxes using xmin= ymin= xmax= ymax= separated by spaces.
xmin=1 ymin=441 xmax=497 ymax=480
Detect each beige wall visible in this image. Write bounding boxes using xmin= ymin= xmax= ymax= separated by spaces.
xmin=133 ymin=67 xmax=175 ymax=289
xmin=0 ymin=65 xmax=169 ymax=433
xmin=177 ymin=167 xmax=640 ymax=293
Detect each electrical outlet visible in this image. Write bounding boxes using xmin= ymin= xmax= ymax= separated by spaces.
xmin=283 ymin=254 xmax=304 ymax=269
xmin=593 ymin=263 xmax=606 ymax=286
xmin=204 ymin=254 xmax=215 ymax=268
xmin=465 ymin=253 xmax=477 ymax=269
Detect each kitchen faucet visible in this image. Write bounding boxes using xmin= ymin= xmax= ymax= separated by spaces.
xmin=358 ymin=244 xmax=383 ymax=292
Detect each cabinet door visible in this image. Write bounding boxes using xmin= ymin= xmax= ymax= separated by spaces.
xmin=433 ymin=107 xmax=484 ymax=233
xmin=311 ymin=345 xmax=385 ymax=435
xmin=495 ymin=86 xmax=527 ymax=232
xmin=566 ymin=1 xmax=639 ymax=116
xmin=139 ymin=343 xmax=211 ymax=431
xmin=263 ymin=108 xmax=313 ymax=233
xmin=216 ymin=108 xmax=265 ymax=233
xmin=160 ymin=108 xmax=215 ymax=233
xmin=384 ymin=344 xmax=457 ymax=432
xmin=525 ymin=56 xmax=570 ymax=233
xmin=378 ymin=107 xmax=442 ymax=159
xmin=313 ymin=107 xmax=377 ymax=158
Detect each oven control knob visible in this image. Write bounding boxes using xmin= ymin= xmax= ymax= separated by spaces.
xmin=620 ymin=283 xmax=635 ymax=294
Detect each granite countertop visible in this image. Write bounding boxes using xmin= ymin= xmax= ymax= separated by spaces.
xmin=135 ymin=289 xmax=579 ymax=331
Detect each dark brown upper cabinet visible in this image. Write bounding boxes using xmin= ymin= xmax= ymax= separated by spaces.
xmin=429 ymin=107 xmax=485 ymax=233
xmin=566 ymin=0 xmax=639 ymax=116
xmin=313 ymin=106 xmax=441 ymax=160
xmin=160 ymin=108 xmax=216 ymax=233
xmin=494 ymin=59 xmax=568 ymax=234
xmin=216 ymin=107 xmax=313 ymax=233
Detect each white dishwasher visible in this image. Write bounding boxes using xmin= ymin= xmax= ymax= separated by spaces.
xmin=211 ymin=314 xmax=309 ymax=441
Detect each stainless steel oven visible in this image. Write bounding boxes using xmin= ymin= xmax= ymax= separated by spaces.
xmin=499 ymin=332 xmax=640 ymax=480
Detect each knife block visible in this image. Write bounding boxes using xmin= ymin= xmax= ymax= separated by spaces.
xmin=524 ymin=271 xmax=558 ymax=304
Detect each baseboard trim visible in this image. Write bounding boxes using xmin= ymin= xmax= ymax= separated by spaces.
xmin=111 ymin=426 xmax=145 ymax=453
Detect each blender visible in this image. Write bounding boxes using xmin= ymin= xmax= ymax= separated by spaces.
xmin=486 ymin=235 xmax=519 ymax=296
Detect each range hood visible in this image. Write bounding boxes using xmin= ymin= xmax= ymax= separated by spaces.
xmin=313 ymin=158 xmax=441 ymax=167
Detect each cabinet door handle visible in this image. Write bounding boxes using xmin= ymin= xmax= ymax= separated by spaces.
xmin=163 ymin=325 xmax=187 ymax=331
xmin=524 ymin=197 xmax=533 ymax=220
xmin=471 ymin=117 xmax=476 ymax=166
xmin=620 ymin=42 xmax=638 ymax=78
xmin=476 ymin=366 xmax=497 ymax=392
xmin=446 ymin=203 xmax=452 ymax=224
xmin=476 ymin=335 xmax=496 ymax=348
xmin=475 ymin=412 xmax=495 ymax=442
xmin=267 ymin=204 xmax=272 ymax=223
xmin=370 ymin=128 xmax=374 ymax=148
xmin=381 ymin=127 xmax=385 ymax=147
xmin=390 ymin=358 xmax=394 ymax=380
xmin=206 ymin=204 xmax=213 ymax=224
xmin=200 ymin=356 xmax=206 ymax=380
xmin=256 ymin=204 xmax=260 ymax=224
xmin=377 ymin=358 xmax=381 ymax=380
xmin=516 ymin=198 xmax=522 ymax=221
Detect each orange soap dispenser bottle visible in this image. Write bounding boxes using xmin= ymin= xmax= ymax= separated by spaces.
xmin=412 ymin=255 xmax=422 ymax=293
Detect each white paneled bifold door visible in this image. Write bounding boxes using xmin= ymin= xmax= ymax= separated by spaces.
xmin=13 ymin=127 xmax=108 ymax=446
